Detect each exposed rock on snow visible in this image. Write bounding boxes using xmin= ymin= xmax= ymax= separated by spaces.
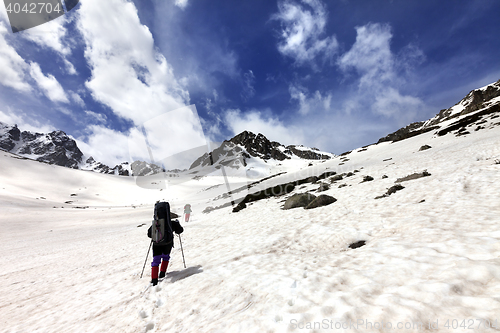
xmin=316 ymin=182 xmax=330 ymax=192
xmin=283 ymin=193 xmax=317 ymax=209
xmin=330 ymin=174 xmax=343 ymax=182
xmin=304 ymin=194 xmax=337 ymax=209
xmin=361 ymin=175 xmax=374 ymax=183
xmin=375 ymin=184 xmax=405 ymax=199
xmin=395 ymin=170 xmax=431 ymax=183
xmin=348 ymin=240 xmax=366 ymax=249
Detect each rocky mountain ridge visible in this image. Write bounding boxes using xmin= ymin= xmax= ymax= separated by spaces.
xmin=378 ymin=79 xmax=500 ymax=143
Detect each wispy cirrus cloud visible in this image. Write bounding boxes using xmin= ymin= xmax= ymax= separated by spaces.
xmin=289 ymin=83 xmax=331 ymax=115
xmin=241 ymin=70 xmax=256 ymax=101
xmin=85 ymin=110 xmax=107 ymax=124
xmin=273 ymin=0 xmax=338 ymax=67
xmin=338 ymin=23 xmax=396 ymax=88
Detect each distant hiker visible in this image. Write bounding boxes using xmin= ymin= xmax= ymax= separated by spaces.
xmin=147 ymin=201 xmax=184 ymax=286
xmin=184 ymin=204 xmax=192 ymax=222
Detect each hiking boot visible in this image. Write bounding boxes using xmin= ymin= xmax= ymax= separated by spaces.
xmin=159 ymin=260 xmax=169 ymax=278
xmin=151 ymin=266 xmax=159 ymax=286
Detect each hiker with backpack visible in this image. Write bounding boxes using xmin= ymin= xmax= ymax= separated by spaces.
xmin=184 ymin=203 xmax=192 ymax=222
xmin=147 ymin=201 xmax=184 ymax=286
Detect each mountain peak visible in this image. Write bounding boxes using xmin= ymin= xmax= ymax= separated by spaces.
xmin=189 ymin=130 xmax=333 ymax=170
xmin=0 ymin=122 xmax=83 ymax=169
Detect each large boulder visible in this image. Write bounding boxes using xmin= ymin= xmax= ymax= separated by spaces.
xmin=283 ymin=193 xmax=316 ymax=210
xmin=305 ymin=194 xmax=337 ymax=209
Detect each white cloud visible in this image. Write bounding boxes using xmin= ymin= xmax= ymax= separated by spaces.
xmin=78 ymin=0 xmax=189 ymax=125
xmin=337 ymin=23 xmax=425 ymax=119
xmin=273 ymin=0 xmax=338 ymax=67
xmin=224 ymin=108 xmax=304 ymax=146
xmin=77 ymin=125 xmax=132 ymax=166
xmin=63 ymin=59 xmax=77 ymax=75
xmin=79 ymin=105 xmax=209 ymax=168
xmin=29 ymin=62 xmax=69 ymax=103
xmin=21 ymin=16 xmax=71 ymax=56
xmin=0 ymin=23 xmax=31 ymax=92
xmin=338 ymin=23 xmax=395 ymax=88
xmin=174 ymin=0 xmax=189 ymax=10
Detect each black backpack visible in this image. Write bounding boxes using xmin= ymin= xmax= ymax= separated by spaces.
xmin=151 ymin=202 xmax=174 ymax=245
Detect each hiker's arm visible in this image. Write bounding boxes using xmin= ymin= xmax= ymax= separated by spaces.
xmin=147 ymin=226 xmax=152 ymax=238
xmin=173 ymin=220 xmax=184 ymax=234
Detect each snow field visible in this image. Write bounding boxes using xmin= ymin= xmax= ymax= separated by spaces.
xmin=1 ymin=122 xmax=500 ymax=332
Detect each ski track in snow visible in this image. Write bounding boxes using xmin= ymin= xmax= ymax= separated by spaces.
xmin=1 ymin=124 xmax=500 ymax=332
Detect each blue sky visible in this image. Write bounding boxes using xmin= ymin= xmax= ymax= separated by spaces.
xmin=0 ymin=0 xmax=499 ymax=167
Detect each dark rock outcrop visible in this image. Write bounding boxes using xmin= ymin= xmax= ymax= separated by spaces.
xmin=304 ymin=194 xmax=336 ymax=209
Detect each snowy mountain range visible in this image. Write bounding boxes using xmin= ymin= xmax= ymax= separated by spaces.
xmin=0 ymin=125 xmax=335 ymax=177
xmin=1 ymin=78 xmax=499 ymax=179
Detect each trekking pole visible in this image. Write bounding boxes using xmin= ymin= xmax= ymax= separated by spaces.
xmin=140 ymin=240 xmax=153 ymax=278
xmin=177 ymin=234 xmax=186 ymax=268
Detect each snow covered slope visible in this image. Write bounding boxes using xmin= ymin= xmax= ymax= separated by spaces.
xmin=1 ymin=82 xmax=500 ymax=332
